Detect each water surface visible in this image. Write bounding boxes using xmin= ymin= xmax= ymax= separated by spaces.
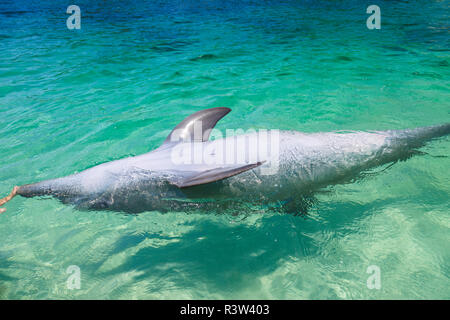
xmin=0 ymin=0 xmax=449 ymax=299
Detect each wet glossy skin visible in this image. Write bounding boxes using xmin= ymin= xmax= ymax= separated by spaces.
xmin=16 ymin=124 xmax=449 ymax=213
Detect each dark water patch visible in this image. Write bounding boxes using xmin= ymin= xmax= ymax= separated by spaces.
xmin=320 ymin=55 xmax=355 ymax=63
xmin=336 ymin=55 xmax=353 ymax=62
xmin=411 ymin=71 xmax=443 ymax=79
xmin=427 ymin=48 xmax=449 ymax=52
xmin=277 ymin=72 xmax=293 ymax=77
xmin=0 ymin=10 xmax=30 ymax=17
xmin=268 ymin=39 xmax=292 ymax=45
xmin=382 ymin=45 xmax=409 ymax=52
xmin=423 ymin=59 xmax=449 ymax=68
xmin=167 ymin=71 xmax=184 ymax=80
xmin=401 ymin=23 xmax=420 ymax=27
xmin=384 ymin=53 xmax=403 ymax=57
xmin=173 ymin=19 xmax=193 ymax=24
xmin=190 ymin=54 xmax=219 ymax=61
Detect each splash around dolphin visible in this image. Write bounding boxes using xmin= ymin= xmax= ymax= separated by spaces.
xmin=1 ymin=107 xmax=449 ymax=214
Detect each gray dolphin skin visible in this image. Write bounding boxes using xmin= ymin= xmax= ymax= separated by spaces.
xmin=1 ymin=107 xmax=449 ymax=214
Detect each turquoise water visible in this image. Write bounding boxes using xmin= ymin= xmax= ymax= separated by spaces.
xmin=0 ymin=0 xmax=449 ymax=299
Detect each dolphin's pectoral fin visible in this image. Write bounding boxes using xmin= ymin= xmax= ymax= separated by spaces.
xmin=163 ymin=107 xmax=231 ymax=144
xmin=173 ymin=161 xmax=264 ymax=188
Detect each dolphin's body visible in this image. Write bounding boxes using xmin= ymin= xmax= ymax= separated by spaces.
xmin=2 ymin=108 xmax=449 ymax=214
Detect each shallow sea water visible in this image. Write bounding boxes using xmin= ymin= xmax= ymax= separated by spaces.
xmin=0 ymin=0 xmax=449 ymax=299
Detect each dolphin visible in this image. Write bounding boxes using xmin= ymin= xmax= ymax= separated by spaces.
xmin=1 ymin=107 xmax=449 ymax=214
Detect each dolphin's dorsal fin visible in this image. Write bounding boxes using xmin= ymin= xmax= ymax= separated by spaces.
xmin=174 ymin=161 xmax=264 ymax=188
xmin=163 ymin=107 xmax=231 ymax=144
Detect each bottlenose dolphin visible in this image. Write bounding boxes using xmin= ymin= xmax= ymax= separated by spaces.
xmin=1 ymin=107 xmax=449 ymax=214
